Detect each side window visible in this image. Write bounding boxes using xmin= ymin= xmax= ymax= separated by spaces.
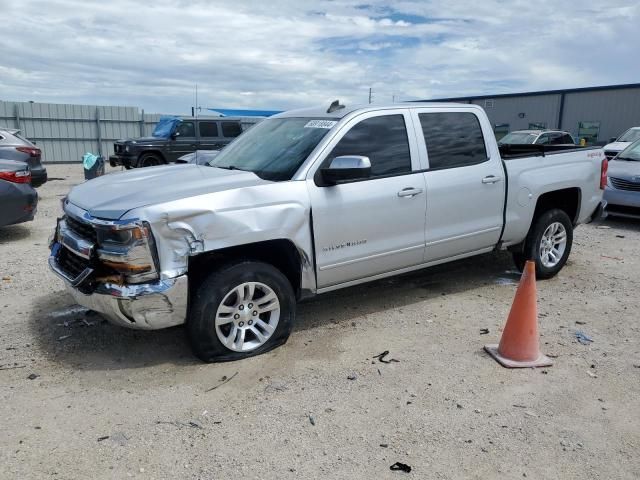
xmin=548 ymin=133 xmax=564 ymax=145
xmin=419 ymin=112 xmax=487 ymax=170
xmin=328 ymin=114 xmax=411 ymax=177
xmin=536 ymin=134 xmax=550 ymax=144
xmin=199 ymin=121 xmax=219 ymax=138
xmin=221 ymin=122 xmax=242 ymax=138
xmin=562 ymin=134 xmax=575 ymax=144
xmin=176 ymin=122 xmax=195 ymax=137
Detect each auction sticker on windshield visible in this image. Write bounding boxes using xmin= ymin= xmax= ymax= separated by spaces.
xmin=304 ymin=120 xmax=337 ymax=129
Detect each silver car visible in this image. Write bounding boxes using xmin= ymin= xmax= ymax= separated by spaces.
xmin=604 ymin=139 xmax=640 ymax=218
xmin=499 ymin=129 xmax=576 ymax=146
xmin=0 ymin=128 xmax=47 ymax=187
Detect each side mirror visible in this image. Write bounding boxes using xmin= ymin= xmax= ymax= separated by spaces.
xmin=320 ymin=155 xmax=371 ymax=185
xmin=171 ymin=131 xmax=180 ymax=140
xmin=609 ymin=137 xmax=617 ymax=143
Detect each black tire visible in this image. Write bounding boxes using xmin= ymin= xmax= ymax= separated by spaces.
xmin=512 ymin=209 xmax=573 ymax=279
xmin=139 ymin=153 xmax=162 ymax=168
xmin=187 ymin=261 xmax=295 ymax=362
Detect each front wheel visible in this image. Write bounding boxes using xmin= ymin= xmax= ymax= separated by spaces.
xmin=139 ymin=153 xmax=162 ymax=168
xmin=187 ymin=261 xmax=295 ymax=362
xmin=512 ymin=209 xmax=573 ymax=279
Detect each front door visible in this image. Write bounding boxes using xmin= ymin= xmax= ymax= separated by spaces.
xmin=168 ymin=121 xmax=197 ymax=161
xmin=411 ymin=109 xmax=505 ymax=262
xmin=307 ymin=111 xmax=427 ymax=288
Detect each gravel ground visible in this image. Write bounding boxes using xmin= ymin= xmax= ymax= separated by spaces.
xmin=1 ymin=164 xmax=639 ymax=479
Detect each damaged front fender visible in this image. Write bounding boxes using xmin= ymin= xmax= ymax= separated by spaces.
xmin=124 ymin=180 xmax=317 ymax=293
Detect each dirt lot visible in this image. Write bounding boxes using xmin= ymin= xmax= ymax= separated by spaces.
xmin=1 ymin=163 xmax=639 ymax=479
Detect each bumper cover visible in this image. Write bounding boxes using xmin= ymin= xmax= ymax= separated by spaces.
xmin=31 ymin=168 xmax=48 ymax=188
xmin=49 ymin=249 xmax=188 ymax=330
xmin=109 ymin=154 xmax=136 ymax=168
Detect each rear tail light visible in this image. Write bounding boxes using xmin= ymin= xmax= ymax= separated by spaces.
xmin=600 ymin=158 xmax=608 ymax=190
xmin=15 ymin=146 xmax=41 ymax=157
xmin=0 ymin=169 xmax=31 ymax=184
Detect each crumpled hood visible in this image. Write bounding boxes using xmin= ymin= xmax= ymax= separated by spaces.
xmin=67 ymin=164 xmax=269 ymax=219
xmin=603 ymin=141 xmax=631 ymax=152
xmin=608 ymin=158 xmax=640 ymax=179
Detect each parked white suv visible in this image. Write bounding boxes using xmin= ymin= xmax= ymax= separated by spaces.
xmin=603 ymin=127 xmax=640 ymax=160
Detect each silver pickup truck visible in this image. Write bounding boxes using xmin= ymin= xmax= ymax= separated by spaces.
xmin=49 ymin=101 xmax=607 ymax=362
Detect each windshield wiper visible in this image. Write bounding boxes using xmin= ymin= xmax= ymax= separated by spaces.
xmin=215 ymin=165 xmax=247 ymax=171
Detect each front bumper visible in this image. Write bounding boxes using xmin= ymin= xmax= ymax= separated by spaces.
xmin=109 ymin=154 xmax=136 ymax=168
xmin=604 ymin=187 xmax=640 ymax=218
xmin=49 ymin=243 xmax=188 ymax=330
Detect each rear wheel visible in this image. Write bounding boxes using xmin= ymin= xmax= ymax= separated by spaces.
xmin=187 ymin=261 xmax=295 ymax=362
xmin=512 ymin=209 xmax=573 ymax=279
xmin=139 ymin=153 xmax=162 ymax=168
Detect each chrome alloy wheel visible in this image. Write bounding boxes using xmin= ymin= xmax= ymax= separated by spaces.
xmin=539 ymin=222 xmax=567 ymax=268
xmin=214 ymin=282 xmax=280 ymax=352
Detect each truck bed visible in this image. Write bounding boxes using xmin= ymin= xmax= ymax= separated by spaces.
xmin=499 ymin=144 xmax=601 ymax=160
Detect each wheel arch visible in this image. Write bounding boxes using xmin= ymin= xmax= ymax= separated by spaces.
xmin=188 ymin=239 xmax=304 ymax=299
xmin=137 ymin=150 xmax=167 ymax=166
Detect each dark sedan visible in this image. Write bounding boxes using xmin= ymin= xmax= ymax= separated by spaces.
xmin=0 ymin=160 xmax=38 ymax=227
xmin=0 ymin=128 xmax=47 ymax=187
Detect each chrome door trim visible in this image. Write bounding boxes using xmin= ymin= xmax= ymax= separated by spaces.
xmin=319 ymin=243 xmax=426 ymax=271
xmin=425 ymin=226 xmax=502 ymax=247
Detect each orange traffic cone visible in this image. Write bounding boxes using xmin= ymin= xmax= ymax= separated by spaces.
xmin=484 ymin=260 xmax=553 ymax=368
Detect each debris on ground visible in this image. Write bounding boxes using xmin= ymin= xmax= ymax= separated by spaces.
xmin=264 ymin=380 xmax=288 ymax=393
xmin=601 ymin=255 xmax=624 ymax=261
xmin=27 ymin=373 xmax=39 ymax=380
xmin=616 ymin=235 xmax=625 ymax=238
xmin=575 ymin=331 xmax=594 ymax=345
xmin=205 ymin=371 xmax=238 ymax=392
xmin=575 ymin=321 xmax=586 ymax=325
xmin=587 ymin=370 xmax=598 ymax=378
xmin=110 ymin=432 xmax=128 ymax=446
xmin=97 ymin=436 xmax=109 ymax=442
xmin=596 ymin=225 xmax=611 ymax=229
xmin=480 ymin=328 xmax=489 ymax=335
xmin=0 ymin=365 xmax=26 ymax=371
xmin=390 ymin=462 xmax=412 ymax=473
xmin=347 ymin=373 xmax=358 ymax=380
xmin=57 ymin=335 xmax=72 ymax=341
xmin=308 ymin=414 xmax=316 ymax=426
xmin=373 ymin=351 xmax=400 ymax=364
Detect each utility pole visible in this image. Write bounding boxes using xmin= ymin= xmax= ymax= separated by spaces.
xmin=368 ymin=87 xmax=373 ymax=104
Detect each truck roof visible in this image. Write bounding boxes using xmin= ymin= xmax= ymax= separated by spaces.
xmin=274 ymin=101 xmax=479 ymax=119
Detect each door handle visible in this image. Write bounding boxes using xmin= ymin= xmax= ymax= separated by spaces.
xmin=482 ymin=175 xmax=502 ymax=184
xmin=397 ymin=187 xmax=424 ymax=198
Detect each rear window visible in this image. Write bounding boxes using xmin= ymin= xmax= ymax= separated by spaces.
xmin=222 ymin=122 xmax=242 ymax=138
xmin=419 ymin=112 xmax=488 ymax=170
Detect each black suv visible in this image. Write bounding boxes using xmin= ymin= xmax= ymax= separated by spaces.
xmin=109 ymin=116 xmax=244 ymax=169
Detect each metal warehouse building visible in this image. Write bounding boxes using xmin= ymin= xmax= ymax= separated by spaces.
xmin=423 ymin=83 xmax=640 ymax=145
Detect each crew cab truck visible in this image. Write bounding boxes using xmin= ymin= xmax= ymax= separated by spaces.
xmin=49 ymin=102 xmax=607 ymax=362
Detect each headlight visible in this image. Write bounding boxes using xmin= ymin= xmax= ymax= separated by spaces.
xmin=95 ymin=222 xmax=159 ymax=284
xmin=125 ymin=145 xmax=130 ymax=153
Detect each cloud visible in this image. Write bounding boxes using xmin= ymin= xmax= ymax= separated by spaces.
xmin=0 ymin=0 xmax=638 ymax=113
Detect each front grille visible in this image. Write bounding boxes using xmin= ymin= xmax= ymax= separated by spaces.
xmin=610 ymin=177 xmax=640 ymax=192
xmin=604 ymin=151 xmax=617 ymax=160
xmin=65 ymin=215 xmax=98 ymax=244
xmin=57 ymin=246 xmax=90 ymax=278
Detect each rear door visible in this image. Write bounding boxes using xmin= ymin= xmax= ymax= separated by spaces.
xmin=198 ymin=121 xmax=225 ymax=150
xmin=410 ymin=109 xmax=505 ymax=262
xmin=307 ymin=110 xmax=427 ymax=288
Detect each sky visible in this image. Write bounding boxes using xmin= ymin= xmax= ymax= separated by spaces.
xmin=1 ymin=0 xmax=638 ymax=114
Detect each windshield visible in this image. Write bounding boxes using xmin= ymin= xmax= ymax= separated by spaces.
xmin=617 ymin=128 xmax=640 ymax=143
xmin=210 ymin=117 xmax=336 ymax=181
xmin=616 ymin=139 xmax=640 ymax=161
xmin=498 ymin=132 xmax=538 ymax=145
